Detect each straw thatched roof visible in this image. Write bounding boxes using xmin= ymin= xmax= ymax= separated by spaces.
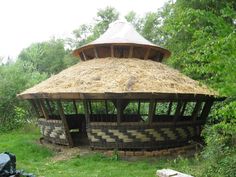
xmin=19 ymin=58 xmax=217 ymax=99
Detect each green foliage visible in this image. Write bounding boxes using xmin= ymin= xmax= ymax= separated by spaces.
xmin=0 ymin=61 xmax=47 ymax=131
xmin=18 ymin=38 xmax=77 ymax=75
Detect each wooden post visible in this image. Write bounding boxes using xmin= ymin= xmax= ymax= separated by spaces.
xmin=148 ymin=99 xmax=156 ymax=124
xmin=35 ymin=99 xmax=44 ymax=117
xmin=105 ymin=100 xmax=108 ymax=115
xmin=83 ymin=100 xmax=90 ymax=126
xmin=200 ymin=100 xmax=214 ymax=122
xmin=57 ymin=100 xmax=74 ymax=147
xmin=93 ymin=47 xmax=98 ymax=58
xmin=82 ymin=51 xmax=87 ymax=60
xmin=45 ymin=99 xmax=53 ymax=115
xmin=138 ymin=100 xmax=141 ymax=115
xmin=39 ymin=99 xmax=49 ymax=120
xmin=174 ymin=101 xmax=183 ymax=122
xmin=111 ymin=45 xmax=114 ymax=57
xmin=73 ymin=100 xmax=78 ymax=114
xmin=192 ymin=101 xmax=202 ymax=121
xmin=144 ymin=47 xmax=151 ymax=60
xmin=167 ymin=102 xmax=173 ymax=115
xmin=116 ymin=100 xmax=123 ymax=125
xmin=29 ymin=100 xmax=40 ymax=117
xmin=128 ymin=46 xmax=133 ymax=58
xmin=180 ymin=102 xmax=187 ymax=116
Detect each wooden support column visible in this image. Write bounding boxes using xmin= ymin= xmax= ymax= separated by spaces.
xmin=180 ymin=102 xmax=187 ymax=116
xmin=73 ymin=100 xmax=78 ymax=114
xmin=111 ymin=45 xmax=114 ymax=57
xmin=82 ymin=51 xmax=87 ymax=60
xmin=148 ymin=99 xmax=156 ymax=124
xmin=167 ymin=102 xmax=173 ymax=115
xmin=57 ymin=100 xmax=74 ymax=147
xmin=192 ymin=101 xmax=202 ymax=122
xmin=93 ymin=47 xmax=98 ymax=58
xmin=39 ymin=99 xmax=49 ymax=120
xmin=83 ymin=100 xmax=90 ymax=126
xmin=116 ymin=100 xmax=123 ymax=125
xmin=29 ymin=99 xmax=40 ymax=117
xmin=174 ymin=101 xmax=183 ymax=123
xmin=45 ymin=99 xmax=53 ymax=115
xmin=144 ymin=47 xmax=151 ymax=60
xmin=200 ymin=100 xmax=214 ymax=122
xmin=128 ymin=46 xmax=133 ymax=58
xmin=35 ymin=99 xmax=44 ymax=117
xmin=105 ymin=100 xmax=108 ymax=115
xmin=137 ymin=100 xmax=141 ymax=115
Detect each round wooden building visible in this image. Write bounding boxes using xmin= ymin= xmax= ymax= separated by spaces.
xmin=18 ymin=20 xmax=223 ymax=150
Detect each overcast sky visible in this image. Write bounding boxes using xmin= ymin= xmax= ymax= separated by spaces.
xmin=0 ymin=0 xmax=167 ymax=59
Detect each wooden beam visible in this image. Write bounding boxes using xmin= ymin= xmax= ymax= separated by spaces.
xmin=57 ymin=100 xmax=74 ymax=147
xmin=128 ymin=46 xmax=134 ymax=58
xmin=148 ymin=99 xmax=156 ymax=124
xmin=73 ymin=100 xmax=78 ymax=114
xmin=39 ymin=99 xmax=49 ymax=120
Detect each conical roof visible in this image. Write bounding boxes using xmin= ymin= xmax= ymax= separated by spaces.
xmin=73 ymin=20 xmax=171 ymax=62
xmin=18 ymin=58 xmax=217 ymax=100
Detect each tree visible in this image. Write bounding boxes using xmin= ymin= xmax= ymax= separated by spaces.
xmin=18 ymin=38 xmax=77 ymax=75
xmin=70 ymin=7 xmax=119 ymax=49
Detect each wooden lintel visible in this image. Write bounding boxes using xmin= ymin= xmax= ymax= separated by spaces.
xmin=56 ymin=100 xmax=74 ymax=147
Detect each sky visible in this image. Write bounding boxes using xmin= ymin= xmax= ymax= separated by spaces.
xmin=0 ymin=0 xmax=167 ymax=61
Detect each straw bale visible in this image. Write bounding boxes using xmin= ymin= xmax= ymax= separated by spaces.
xmin=19 ymin=58 xmax=216 ymax=96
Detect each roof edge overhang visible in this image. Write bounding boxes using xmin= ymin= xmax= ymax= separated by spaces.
xmin=73 ymin=43 xmax=171 ymax=61
xmin=18 ymin=92 xmax=225 ymax=101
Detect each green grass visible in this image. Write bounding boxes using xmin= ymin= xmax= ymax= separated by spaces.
xmin=0 ymin=126 xmax=205 ymax=177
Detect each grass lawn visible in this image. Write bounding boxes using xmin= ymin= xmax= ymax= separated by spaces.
xmin=0 ymin=126 xmax=205 ymax=177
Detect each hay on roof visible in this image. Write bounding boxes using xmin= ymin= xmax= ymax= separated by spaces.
xmin=19 ymin=58 xmax=216 ymax=98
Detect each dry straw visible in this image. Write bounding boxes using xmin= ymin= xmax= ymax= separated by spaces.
xmin=19 ymin=58 xmax=216 ymax=96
